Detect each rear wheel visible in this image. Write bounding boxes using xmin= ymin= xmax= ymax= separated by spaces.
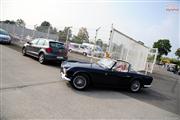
xmin=69 ymin=49 xmax=72 ymax=52
xmin=83 ymin=52 xmax=87 ymax=56
xmin=39 ymin=53 xmax=46 ymax=64
xmin=71 ymin=74 xmax=89 ymax=90
xmin=7 ymin=41 xmax=11 ymax=45
xmin=130 ymin=80 xmax=141 ymax=93
xmin=22 ymin=47 xmax=26 ymax=56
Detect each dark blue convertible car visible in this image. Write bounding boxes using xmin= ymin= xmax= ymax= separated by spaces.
xmin=60 ymin=58 xmax=153 ymax=92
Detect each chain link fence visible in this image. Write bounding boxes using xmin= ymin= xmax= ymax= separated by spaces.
xmin=0 ymin=23 xmax=59 ymax=46
xmin=108 ymin=28 xmax=157 ymax=73
xmin=1 ymin=23 xmax=157 ymax=73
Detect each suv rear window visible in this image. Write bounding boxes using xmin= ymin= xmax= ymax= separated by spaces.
xmin=50 ymin=42 xmax=65 ymax=49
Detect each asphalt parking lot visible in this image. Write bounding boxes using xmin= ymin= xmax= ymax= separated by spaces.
xmin=0 ymin=44 xmax=180 ymax=119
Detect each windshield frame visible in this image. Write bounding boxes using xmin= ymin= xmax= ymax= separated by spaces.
xmin=112 ymin=60 xmax=131 ymax=72
xmin=97 ymin=58 xmax=116 ymax=69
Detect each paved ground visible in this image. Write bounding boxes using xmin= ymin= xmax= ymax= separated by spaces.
xmin=0 ymin=44 xmax=180 ymax=119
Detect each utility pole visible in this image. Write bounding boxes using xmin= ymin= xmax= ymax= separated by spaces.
xmin=94 ymin=27 xmax=101 ymax=44
xmin=32 ymin=24 xmax=37 ymax=39
xmin=47 ymin=26 xmax=51 ymax=39
xmin=90 ymin=26 xmax=101 ymax=63
xmin=108 ymin=24 xmax=114 ymax=52
xmin=66 ymin=26 xmax=72 ymax=47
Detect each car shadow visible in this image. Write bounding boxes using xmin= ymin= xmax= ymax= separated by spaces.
xmin=65 ymin=82 xmax=179 ymax=115
xmin=65 ymin=82 xmax=170 ymax=100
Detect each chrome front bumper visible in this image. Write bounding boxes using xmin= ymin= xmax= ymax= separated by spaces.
xmin=60 ymin=72 xmax=71 ymax=81
xmin=144 ymin=85 xmax=152 ymax=88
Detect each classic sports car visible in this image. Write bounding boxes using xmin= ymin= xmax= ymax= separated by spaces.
xmin=60 ymin=58 xmax=153 ymax=92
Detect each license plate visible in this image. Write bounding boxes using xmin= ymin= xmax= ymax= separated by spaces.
xmin=57 ymin=56 xmax=63 ymax=59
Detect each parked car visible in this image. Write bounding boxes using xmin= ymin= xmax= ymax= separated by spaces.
xmin=60 ymin=58 xmax=153 ymax=92
xmin=167 ymin=64 xmax=176 ymax=72
xmin=177 ymin=69 xmax=180 ymax=75
xmin=81 ymin=43 xmax=104 ymax=57
xmin=91 ymin=46 xmax=104 ymax=57
xmin=22 ymin=38 xmax=68 ymax=64
xmin=0 ymin=28 xmax=11 ymax=44
xmin=68 ymin=42 xmax=91 ymax=56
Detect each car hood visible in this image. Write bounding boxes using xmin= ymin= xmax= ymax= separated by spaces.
xmin=62 ymin=60 xmax=105 ymax=70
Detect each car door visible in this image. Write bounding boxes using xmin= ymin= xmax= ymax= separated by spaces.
xmin=26 ymin=39 xmax=39 ymax=56
xmin=108 ymin=61 xmax=132 ymax=87
xmin=34 ymin=39 xmax=45 ymax=57
xmin=108 ymin=71 xmax=132 ymax=87
xmin=91 ymin=68 xmax=111 ymax=86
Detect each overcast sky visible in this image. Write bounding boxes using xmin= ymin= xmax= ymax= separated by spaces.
xmin=1 ymin=0 xmax=179 ymax=57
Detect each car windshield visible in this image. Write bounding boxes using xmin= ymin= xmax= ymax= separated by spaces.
xmin=97 ymin=58 xmax=115 ymax=69
xmin=0 ymin=29 xmax=9 ymax=35
xmin=50 ymin=42 xmax=65 ymax=49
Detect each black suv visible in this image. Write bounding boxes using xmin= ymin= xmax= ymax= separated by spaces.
xmin=22 ymin=38 xmax=68 ymax=64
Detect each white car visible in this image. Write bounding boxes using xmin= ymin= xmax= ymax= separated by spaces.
xmin=68 ymin=42 xmax=90 ymax=56
xmin=81 ymin=43 xmax=104 ymax=57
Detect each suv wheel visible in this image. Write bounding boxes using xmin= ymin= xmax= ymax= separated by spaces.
xmin=69 ymin=49 xmax=72 ymax=52
xmin=130 ymin=80 xmax=141 ymax=93
xmin=71 ymin=74 xmax=89 ymax=90
xmin=83 ymin=52 xmax=87 ymax=56
xmin=39 ymin=53 xmax=46 ymax=64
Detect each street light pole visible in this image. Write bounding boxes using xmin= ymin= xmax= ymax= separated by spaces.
xmin=66 ymin=26 xmax=72 ymax=47
xmin=33 ymin=24 xmax=37 ymax=39
xmin=94 ymin=27 xmax=101 ymax=43
xmin=47 ymin=26 xmax=51 ymax=39
xmin=90 ymin=26 xmax=101 ymax=63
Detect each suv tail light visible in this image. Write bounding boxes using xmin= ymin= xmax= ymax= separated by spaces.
xmin=45 ymin=48 xmax=52 ymax=53
xmin=65 ymin=48 xmax=68 ymax=55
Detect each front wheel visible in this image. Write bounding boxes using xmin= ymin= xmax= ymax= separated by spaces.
xmin=130 ymin=80 xmax=141 ymax=93
xmin=39 ymin=53 xmax=46 ymax=64
xmin=71 ymin=75 xmax=89 ymax=90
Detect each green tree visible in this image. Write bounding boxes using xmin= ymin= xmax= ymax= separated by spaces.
xmin=72 ymin=35 xmax=82 ymax=44
xmin=77 ymin=27 xmax=89 ymax=43
xmin=41 ymin=21 xmax=51 ymax=27
xmin=96 ymin=39 xmax=103 ymax=47
xmin=36 ymin=21 xmax=51 ymax=33
xmin=153 ymin=39 xmax=172 ymax=61
xmin=175 ymin=48 xmax=180 ymax=59
xmin=51 ymin=27 xmax=57 ymax=34
xmin=36 ymin=21 xmax=57 ymax=34
xmin=2 ymin=20 xmax=16 ymax=24
xmin=102 ymin=43 xmax=108 ymax=51
xmin=16 ymin=19 xmax=26 ymax=27
xmin=58 ymin=27 xmax=72 ymax=42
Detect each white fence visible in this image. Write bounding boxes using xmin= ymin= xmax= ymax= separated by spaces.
xmin=109 ymin=28 xmax=157 ymax=73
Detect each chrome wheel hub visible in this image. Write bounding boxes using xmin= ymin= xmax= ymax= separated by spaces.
xmin=131 ymin=81 xmax=140 ymax=92
xmin=73 ymin=76 xmax=86 ymax=89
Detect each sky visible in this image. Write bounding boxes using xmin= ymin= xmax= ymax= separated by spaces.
xmin=0 ymin=0 xmax=179 ymax=57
